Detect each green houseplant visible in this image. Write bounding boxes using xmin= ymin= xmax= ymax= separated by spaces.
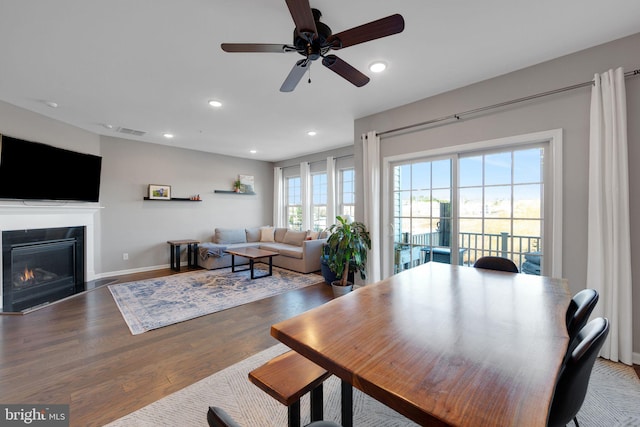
xmin=326 ymin=215 xmax=372 ymax=295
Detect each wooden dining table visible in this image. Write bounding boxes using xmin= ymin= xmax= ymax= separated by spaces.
xmin=271 ymin=262 xmax=571 ymax=427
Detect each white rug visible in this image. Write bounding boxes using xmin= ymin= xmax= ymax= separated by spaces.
xmin=105 ymin=344 xmax=640 ymax=427
xmin=108 ymin=267 xmax=322 ymax=335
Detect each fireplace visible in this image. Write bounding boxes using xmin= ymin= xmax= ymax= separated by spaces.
xmin=2 ymin=226 xmax=85 ymax=312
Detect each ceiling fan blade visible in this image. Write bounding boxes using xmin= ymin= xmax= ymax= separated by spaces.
xmin=285 ymin=0 xmax=317 ymax=40
xmin=327 ymin=14 xmax=405 ymax=49
xmin=322 ymin=55 xmax=370 ymax=87
xmin=221 ymin=43 xmax=294 ymax=53
xmin=280 ymin=59 xmax=310 ymax=92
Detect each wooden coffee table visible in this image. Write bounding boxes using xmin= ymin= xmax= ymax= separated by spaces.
xmin=225 ymin=247 xmax=279 ymax=279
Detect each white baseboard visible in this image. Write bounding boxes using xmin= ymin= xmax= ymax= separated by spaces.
xmin=92 ymin=263 xmax=173 ymax=280
xmin=633 ymin=352 xmax=640 ymax=365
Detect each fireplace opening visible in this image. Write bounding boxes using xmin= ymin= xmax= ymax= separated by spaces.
xmin=2 ymin=226 xmax=85 ymax=312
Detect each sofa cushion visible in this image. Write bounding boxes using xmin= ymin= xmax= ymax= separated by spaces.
xmin=282 ymin=230 xmax=307 ymax=247
xmin=274 ymin=228 xmax=288 ymax=243
xmin=215 ymin=228 xmax=247 ymax=244
xmin=278 ymin=246 xmax=304 ymax=259
xmin=246 ymin=227 xmax=262 ymax=242
xmin=307 ymin=230 xmax=320 ymax=240
xmin=260 ymin=226 xmax=275 ymax=242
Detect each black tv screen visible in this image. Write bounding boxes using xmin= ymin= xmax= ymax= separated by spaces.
xmin=0 ymin=135 xmax=102 ymax=202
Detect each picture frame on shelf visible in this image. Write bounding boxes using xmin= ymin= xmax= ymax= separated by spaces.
xmin=238 ymin=175 xmax=254 ymax=193
xmin=148 ymin=184 xmax=171 ymax=200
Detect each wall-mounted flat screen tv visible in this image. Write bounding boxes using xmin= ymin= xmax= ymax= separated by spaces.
xmin=0 ymin=135 xmax=102 ymax=202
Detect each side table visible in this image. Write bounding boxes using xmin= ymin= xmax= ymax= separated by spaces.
xmin=167 ymin=239 xmax=200 ymax=272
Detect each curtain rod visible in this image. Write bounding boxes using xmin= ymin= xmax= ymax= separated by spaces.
xmin=378 ymin=68 xmax=640 ymax=137
xmin=280 ymin=154 xmax=354 ymax=169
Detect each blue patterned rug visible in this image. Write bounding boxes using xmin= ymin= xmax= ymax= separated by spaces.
xmin=109 ymin=266 xmax=323 ymax=335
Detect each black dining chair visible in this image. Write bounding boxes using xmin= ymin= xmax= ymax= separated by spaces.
xmin=208 ymin=406 xmax=342 ymax=427
xmin=473 ymin=256 xmax=519 ymax=273
xmin=547 ymin=317 xmax=610 ymax=427
xmin=566 ymin=289 xmax=599 ymax=346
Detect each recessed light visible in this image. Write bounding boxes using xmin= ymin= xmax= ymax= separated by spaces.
xmin=45 ymin=101 xmax=58 ymax=108
xmin=249 ymin=150 xmax=257 ymax=154
xmin=208 ymin=100 xmax=222 ymax=108
xmin=163 ymin=133 xmax=174 ymax=139
xmin=307 ymin=131 xmax=317 ymax=136
xmin=369 ymin=61 xmax=387 ymax=73
xmin=102 ymin=123 xmax=113 ymax=130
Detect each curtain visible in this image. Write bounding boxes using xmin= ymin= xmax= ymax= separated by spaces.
xmin=363 ymin=131 xmax=381 ymax=284
xmin=326 ymin=156 xmax=337 ymax=226
xmin=273 ymin=167 xmax=285 ymax=228
xmin=300 ymin=162 xmax=311 ymax=231
xmin=586 ymin=67 xmax=633 ymax=364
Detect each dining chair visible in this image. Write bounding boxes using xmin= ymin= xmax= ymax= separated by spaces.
xmin=473 ymin=256 xmax=519 ymax=273
xmin=566 ymin=289 xmax=599 ymax=346
xmin=547 ymin=317 xmax=610 ymax=427
xmin=207 ymin=406 xmax=342 ymax=427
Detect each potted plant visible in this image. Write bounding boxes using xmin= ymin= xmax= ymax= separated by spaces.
xmin=325 ymin=215 xmax=372 ymax=297
xmin=233 ymin=179 xmax=242 ymax=193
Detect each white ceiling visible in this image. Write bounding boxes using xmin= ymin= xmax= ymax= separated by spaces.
xmin=1 ymin=1 xmax=639 ymax=162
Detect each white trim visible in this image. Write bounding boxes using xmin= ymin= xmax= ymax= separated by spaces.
xmin=382 ymin=128 xmax=563 ymax=278
xmin=0 ymin=205 xmax=101 ymax=310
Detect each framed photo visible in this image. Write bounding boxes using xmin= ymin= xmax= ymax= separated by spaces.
xmin=148 ymin=184 xmax=171 ymax=200
xmin=238 ymin=175 xmax=254 ymax=193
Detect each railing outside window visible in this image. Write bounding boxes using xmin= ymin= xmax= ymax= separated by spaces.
xmin=395 ymin=231 xmax=541 ymax=274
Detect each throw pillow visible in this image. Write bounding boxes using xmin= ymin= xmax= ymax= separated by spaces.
xmin=260 ymin=227 xmax=275 ymax=242
xmin=214 ymin=228 xmax=247 ymax=245
xmin=307 ymin=230 xmax=320 ymax=240
xmin=282 ymin=230 xmax=308 ymax=247
xmin=245 ymin=227 xmax=262 ymax=243
xmin=274 ymin=228 xmax=288 ymax=242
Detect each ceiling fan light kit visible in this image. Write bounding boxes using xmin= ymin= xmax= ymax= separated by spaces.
xmin=221 ymin=0 xmax=404 ymax=92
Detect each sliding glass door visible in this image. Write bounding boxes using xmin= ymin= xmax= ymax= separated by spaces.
xmin=386 ymin=130 xmax=560 ymax=277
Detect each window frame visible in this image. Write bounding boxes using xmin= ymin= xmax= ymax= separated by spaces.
xmin=339 ymin=167 xmax=355 ymax=219
xmin=285 ymin=175 xmax=302 ymax=231
xmin=310 ymin=172 xmax=328 ymax=232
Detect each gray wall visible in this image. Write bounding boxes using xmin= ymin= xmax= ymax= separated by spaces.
xmin=273 ymin=145 xmax=354 ymax=169
xmin=355 ymin=32 xmax=640 ymax=358
xmin=99 ymin=135 xmax=273 ymax=274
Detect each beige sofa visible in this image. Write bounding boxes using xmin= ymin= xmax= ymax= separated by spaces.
xmin=197 ymin=226 xmax=327 ymax=274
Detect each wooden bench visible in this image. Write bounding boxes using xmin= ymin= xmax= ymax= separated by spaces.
xmin=248 ymin=350 xmax=332 ymax=427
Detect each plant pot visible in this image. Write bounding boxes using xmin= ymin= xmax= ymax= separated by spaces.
xmin=331 ymin=280 xmax=353 ymax=297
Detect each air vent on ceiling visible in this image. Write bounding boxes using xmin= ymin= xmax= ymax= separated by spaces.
xmin=116 ymin=127 xmax=147 ymax=137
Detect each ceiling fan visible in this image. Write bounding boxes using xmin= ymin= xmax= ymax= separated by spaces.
xmin=221 ymin=0 xmax=405 ymax=92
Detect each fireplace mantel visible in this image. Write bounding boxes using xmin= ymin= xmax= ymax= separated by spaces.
xmin=0 ymin=203 xmax=101 ymax=310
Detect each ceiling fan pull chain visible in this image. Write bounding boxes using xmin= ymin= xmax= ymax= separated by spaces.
xmin=308 ymin=65 xmax=312 ymax=84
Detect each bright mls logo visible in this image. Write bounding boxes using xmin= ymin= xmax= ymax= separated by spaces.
xmin=0 ymin=405 xmax=69 ymax=426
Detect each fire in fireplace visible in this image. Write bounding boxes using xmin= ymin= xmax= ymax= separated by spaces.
xmin=2 ymin=226 xmax=85 ymax=312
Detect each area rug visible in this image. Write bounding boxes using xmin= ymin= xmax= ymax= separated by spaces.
xmin=108 ymin=267 xmax=322 ymax=335
xmin=105 ymin=344 xmax=640 ymax=427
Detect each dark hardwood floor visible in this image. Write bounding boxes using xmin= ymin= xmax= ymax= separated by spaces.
xmin=0 ymin=267 xmax=333 ymax=427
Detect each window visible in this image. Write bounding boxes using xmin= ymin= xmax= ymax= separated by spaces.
xmin=277 ymin=157 xmax=355 ymax=230
xmin=286 ymin=176 xmax=302 ymax=231
xmin=339 ymin=168 xmax=355 ymax=219
xmin=459 ymin=147 xmax=544 ymax=270
xmin=392 ymin=159 xmax=451 ymax=273
xmin=384 ymin=130 xmax=562 ymax=278
xmin=311 ymin=173 xmax=327 ymax=231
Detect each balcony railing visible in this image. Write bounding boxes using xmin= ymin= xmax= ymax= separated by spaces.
xmin=394 ymin=231 xmax=541 ymax=274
